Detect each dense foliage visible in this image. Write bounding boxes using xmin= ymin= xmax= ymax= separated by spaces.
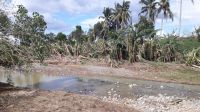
xmin=0 ymin=0 xmax=200 ymax=68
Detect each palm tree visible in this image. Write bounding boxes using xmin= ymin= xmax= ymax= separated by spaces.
xmin=139 ymin=0 xmax=159 ymax=23
xmin=112 ymin=0 xmax=131 ymax=29
xmin=99 ymin=7 xmax=113 ymax=40
xmin=100 ymin=7 xmax=113 ymax=21
xmin=98 ymin=7 xmax=114 ymax=57
xmin=157 ymin=0 xmax=173 ymax=36
xmin=178 ymin=0 xmax=194 ymax=37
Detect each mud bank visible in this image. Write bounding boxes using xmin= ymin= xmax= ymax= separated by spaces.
xmin=29 ymin=62 xmax=200 ymax=85
xmin=0 ymin=89 xmax=138 ymax=112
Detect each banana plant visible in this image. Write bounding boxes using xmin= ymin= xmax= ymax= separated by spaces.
xmin=186 ymin=47 xmax=200 ymax=67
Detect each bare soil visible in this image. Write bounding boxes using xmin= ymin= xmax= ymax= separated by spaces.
xmin=0 ymin=84 xmax=138 ymax=112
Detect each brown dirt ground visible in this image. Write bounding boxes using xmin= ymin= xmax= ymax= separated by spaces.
xmin=0 ymin=84 xmax=138 ymax=112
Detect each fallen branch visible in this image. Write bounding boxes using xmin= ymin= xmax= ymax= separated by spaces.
xmin=191 ymin=64 xmax=200 ymax=69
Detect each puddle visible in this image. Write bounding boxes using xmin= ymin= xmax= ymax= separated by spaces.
xmin=0 ymin=70 xmax=200 ymax=99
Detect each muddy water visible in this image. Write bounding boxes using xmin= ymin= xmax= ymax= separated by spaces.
xmin=0 ymin=70 xmax=200 ymax=99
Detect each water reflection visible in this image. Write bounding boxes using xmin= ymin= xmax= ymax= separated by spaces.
xmin=0 ymin=70 xmax=61 ymax=87
xmin=0 ymin=70 xmax=200 ymax=99
xmin=6 ymin=74 xmax=14 ymax=85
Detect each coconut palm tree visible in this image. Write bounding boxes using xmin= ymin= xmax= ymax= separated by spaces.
xmin=178 ymin=0 xmax=194 ymax=37
xmin=139 ymin=0 xmax=159 ymax=23
xmin=100 ymin=7 xmax=113 ymax=40
xmin=100 ymin=7 xmax=113 ymax=21
xmin=157 ymin=0 xmax=173 ymax=36
xmin=112 ymin=0 xmax=131 ymax=29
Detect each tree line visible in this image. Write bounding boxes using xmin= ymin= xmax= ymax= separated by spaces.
xmin=0 ymin=0 xmax=200 ymax=68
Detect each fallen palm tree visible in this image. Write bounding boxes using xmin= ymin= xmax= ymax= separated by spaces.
xmin=0 ymin=38 xmax=32 ymax=67
xmin=186 ymin=47 xmax=200 ymax=68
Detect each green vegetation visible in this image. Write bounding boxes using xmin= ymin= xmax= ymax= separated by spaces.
xmin=0 ymin=5 xmax=50 ymax=67
xmin=0 ymin=0 xmax=200 ymax=68
xmin=159 ymin=37 xmax=200 ymax=54
xmin=159 ymin=67 xmax=200 ymax=85
xmin=0 ymin=39 xmax=32 ymax=67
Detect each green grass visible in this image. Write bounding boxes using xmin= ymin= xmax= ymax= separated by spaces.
xmin=159 ymin=67 xmax=200 ymax=85
xmin=148 ymin=61 xmax=168 ymax=68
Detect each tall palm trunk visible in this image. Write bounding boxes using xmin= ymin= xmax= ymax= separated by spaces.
xmin=178 ymin=0 xmax=183 ymax=37
xmin=160 ymin=17 xmax=164 ymax=36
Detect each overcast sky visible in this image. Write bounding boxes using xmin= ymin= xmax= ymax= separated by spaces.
xmin=11 ymin=0 xmax=200 ymax=36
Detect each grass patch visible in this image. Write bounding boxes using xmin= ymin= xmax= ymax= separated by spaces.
xmin=159 ymin=67 xmax=200 ymax=85
xmin=148 ymin=61 xmax=168 ymax=68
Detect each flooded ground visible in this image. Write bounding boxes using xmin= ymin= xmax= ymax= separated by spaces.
xmin=0 ymin=70 xmax=200 ymax=99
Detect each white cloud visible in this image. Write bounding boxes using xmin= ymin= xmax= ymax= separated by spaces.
xmin=9 ymin=0 xmax=200 ymax=35
xmin=81 ymin=17 xmax=104 ymax=29
xmin=59 ymin=0 xmax=123 ymax=14
xmin=12 ymin=0 xmax=126 ymax=14
xmin=12 ymin=0 xmax=71 ymax=33
xmin=11 ymin=0 xmax=139 ymax=33
xmin=155 ymin=0 xmax=200 ymax=35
